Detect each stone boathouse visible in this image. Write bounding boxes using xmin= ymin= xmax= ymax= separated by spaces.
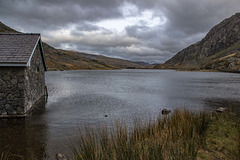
xmin=0 ymin=33 xmax=47 ymax=117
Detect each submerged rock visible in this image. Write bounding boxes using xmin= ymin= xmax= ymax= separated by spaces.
xmin=55 ymin=153 xmax=67 ymax=160
xmin=162 ymin=108 xmax=171 ymax=115
xmin=216 ymin=107 xmax=227 ymax=113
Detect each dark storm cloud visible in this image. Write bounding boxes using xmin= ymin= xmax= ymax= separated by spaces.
xmin=0 ymin=0 xmax=240 ymax=63
xmin=160 ymin=0 xmax=240 ymax=35
xmin=71 ymin=23 xmax=100 ymax=33
xmin=0 ymin=0 xmax=123 ymax=31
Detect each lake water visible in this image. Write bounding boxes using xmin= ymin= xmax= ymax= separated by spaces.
xmin=0 ymin=69 xmax=240 ymax=159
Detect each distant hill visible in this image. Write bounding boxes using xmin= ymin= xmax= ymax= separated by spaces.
xmin=77 ymin=52 xmax=152 ymax=69
xmin=155 ymin=13 xmax=240 ymax=71
xmin=0 ymin=22 xmax=152 ymax=70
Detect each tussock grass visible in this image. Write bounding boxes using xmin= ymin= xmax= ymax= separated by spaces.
xmin=72 ymin=110 xmax=211 ymax=160
xmin=0 ymin=152 xmax=23 ymax=160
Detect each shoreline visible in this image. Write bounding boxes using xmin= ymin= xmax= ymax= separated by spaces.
xmin=47 ymin=67 xmax=240 ymax=74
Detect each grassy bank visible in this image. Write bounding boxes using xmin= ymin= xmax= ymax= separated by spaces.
xmin=72 ymin=109 xmax=240 ymax=160
xmin=197 ymin=112 xmax=240 ymax=159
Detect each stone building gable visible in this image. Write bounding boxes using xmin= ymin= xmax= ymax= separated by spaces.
xmin=24 ymin=44 xmax=45 ymax=113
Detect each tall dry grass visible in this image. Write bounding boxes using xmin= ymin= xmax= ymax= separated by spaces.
xmin=72 ymin=109 xmax=211 ymax=160
xmin=0 ymin=153 xmax=9 ymax=160
xmin=0 ymin=152 xmax=23 ymax=160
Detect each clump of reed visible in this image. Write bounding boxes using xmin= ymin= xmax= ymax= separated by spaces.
xmin=0 ymin=152 xmax=23 ymax=160
xmin=0 ymin=153 xmax=9 ymax=160
xmin=72 ymin=109 xmax=211 ymax=160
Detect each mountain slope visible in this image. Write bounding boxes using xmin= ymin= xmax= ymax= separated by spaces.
xmin=0 ymin=22 xmax=151 ymax=70
xmin=42 ymin=43 xmax=118 ymax=70
xmin=156 ymin=13 xmax=240 ymax=71
xmin=0 ymin=22 xmax=19 ymax=33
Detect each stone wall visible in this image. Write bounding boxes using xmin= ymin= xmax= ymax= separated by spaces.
xmin=0 ymin=67 xmax=25 ymax=115
xmin=24 ymin=43 xmax=45 ymax=113
xmin=0 ymin=43 xmax=46 ymax=117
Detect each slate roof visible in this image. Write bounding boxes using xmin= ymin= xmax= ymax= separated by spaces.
xmin=0 ymin=33 xmax=47 ymax=70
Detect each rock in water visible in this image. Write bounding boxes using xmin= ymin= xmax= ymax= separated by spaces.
xmin=216 ymin=107 xmax=227 ymax=113
xmin=162 ymin=108 xmax=171 ymax=115
xmin=55 ymin=153 xmax=67 ymax=160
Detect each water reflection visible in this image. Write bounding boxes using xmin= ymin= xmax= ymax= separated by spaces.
xmin=0 ymin=98 xmax=47 ymax=160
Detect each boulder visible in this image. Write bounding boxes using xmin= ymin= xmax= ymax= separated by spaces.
xmin=55 ymin=153 xmax=67 ymax=160
xmin=162 ymin=108 xmax=171 ymax=115
xmin=216 ymin=107 xmax=227 ymax=113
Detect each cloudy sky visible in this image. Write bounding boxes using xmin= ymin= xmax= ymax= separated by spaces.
xmin=0 ymin=0 xmax=240 ymax=63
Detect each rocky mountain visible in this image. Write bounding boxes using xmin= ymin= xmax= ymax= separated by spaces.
xmin=0 ymin=22 xmax=152 ymax=70
xmin=155 ymin=13 xmax=240 ymax=71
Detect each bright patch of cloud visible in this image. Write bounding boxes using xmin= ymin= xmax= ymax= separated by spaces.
xmin=121 ymin=2 xmax=139 ymax=17
xmin=95 ymin=3 xmax=166 ymax=33
xmin=43 ymin=26 xmax=140 ymax=49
